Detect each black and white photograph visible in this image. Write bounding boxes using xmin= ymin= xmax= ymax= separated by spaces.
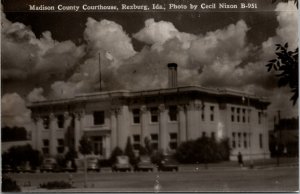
xmin=1 ymin=0 xmax=298 ymax=192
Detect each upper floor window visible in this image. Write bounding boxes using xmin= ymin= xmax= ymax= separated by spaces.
xmin=242 ymin=109 xmax=246 ymax=123
xmin=231 ymin=107 xmax=235 ymax=122
xmin=168 ymin=106 xmax=178 ymax=121
xmin=210 ymin=106 xmax=214 ymax=121
xmin=150 ymin=107 xmax=158 ymax=123
xmin=43 ymin=116 xmax=50 ymax=129
xmin=258 ymin=112 xmax=262 ymax=124
xmin=93 ymin=111 xmax=105 ymax=125
xmin=57 ymin=114 xmax=64 ymax=128
xmin=42 ymin=139 xmax=49 ymax=154
xmin=201 ymin=105 xmax=205 ymax=121
xmin=132 ymin=109 xmax=140 ymax=124
xmin=237 ymin=108 xmax=240 ymax=122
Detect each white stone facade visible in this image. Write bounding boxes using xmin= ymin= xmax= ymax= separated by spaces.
xmin=28 ymin=86 xmax=270 ymax=160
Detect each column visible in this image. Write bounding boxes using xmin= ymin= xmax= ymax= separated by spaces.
xmin=110 ymin=109 xmax=117 ymax=149
xmin=186 ymin=102 xmax=198 ymax=140
xmin=140 ymin=105 xmax=148 ymax=146
xmin=49 ymin=113 xmax=57 ymax=156
xmin=105 ymin=135 xmax=111 ymax=159
xmin=117 ymin=106 xmax=130 ymax=150
xmin=63 ymin=112 xmax=72 ymax=151
xmin=74 ymin=112 xmax=82 ymax=152
xmin=178 ymin=105 xmax=187 ymax=143
xmin=159 ymin=104 xmax=168 ymax=154
xmin=35 ymin=116 xmax=43 ymax=151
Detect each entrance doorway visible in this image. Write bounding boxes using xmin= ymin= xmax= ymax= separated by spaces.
xmin=91 ymin=136 xmax=103 ymax=155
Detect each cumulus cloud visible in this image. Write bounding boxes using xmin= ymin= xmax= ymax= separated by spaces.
xmin=2 ymin=93 xmax=32 ymax=128
xmin=1 ymin=11 xmax=85 ymax=82
xmin=27 ymin=88 xmax=47 ymax=102
xmin=84 ymin=18 xmax=136 ymax=63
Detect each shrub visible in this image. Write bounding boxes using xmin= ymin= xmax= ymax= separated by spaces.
xmin=40 ymin=181 xmax=72 ymax=189
xmin=109 ymin=147 xmax=123 ymax=164
xmin=150 ymin=150 xmax=164 ymax=165
xmin=2 ymin=176 xmax=21 ymax=192
xmin=175 ymin=137 xmax=231 ymax=164
xmin=2 ymin=144 xmax=42 ymax=170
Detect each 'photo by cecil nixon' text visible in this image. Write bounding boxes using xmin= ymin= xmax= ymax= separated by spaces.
xmin=28 ymin=3 xmax=258 ymax=11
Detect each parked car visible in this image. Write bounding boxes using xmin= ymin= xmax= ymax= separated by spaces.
xmin=134 ymin=156 xmax=154 ymax=172
xmin=40 ymin=158 xmax=60 ymax=173
xmin=112 ymin=155 xmax=131 ymax=172
xmin=86 ymin=156 xmax=100 ymax=172
xmin=19 ymin=161 xmax=35 ymax=173
xmin=158 ymin=155 xmax=179 ymax=171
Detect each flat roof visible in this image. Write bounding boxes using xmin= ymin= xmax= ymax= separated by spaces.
xmin=28 ymin=85 xmax=269 ymax=107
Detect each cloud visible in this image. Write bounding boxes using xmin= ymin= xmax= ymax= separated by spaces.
xmin=84 ymin=18 xmax=136 ymax=63
xmin=1 ymin=93 xmax=32 ymax=128
xmin=27 ymin=88 xmax=47 ymax=102
xmin=1 ymin=11 xmax=85 ymax=83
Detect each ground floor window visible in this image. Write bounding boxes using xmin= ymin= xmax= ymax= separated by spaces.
xmin=169 ymin=133 xmax=178 ymax=150
xmin=132 ymin=134 xmax=141 ymax=150
xmin=259 ymin=133 xmax=263 ymax=148
xmin=232 ymin=132 xmax=236 ymax=148
xmin=57 ymin=139 xmax=65 ymax=153
xmin=150 ymin=133 xmax=158 ymax=150
xmin=42 ymin=139 xmax=49 ymax=154
xmin=91 ymin=136 xmax=103 ymax=155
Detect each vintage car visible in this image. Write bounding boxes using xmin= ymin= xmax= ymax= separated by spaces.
xmin=157 ymin=155 xmax=179 ymax=171
xmin=112 ymin=155 xmax=132 ymax=172
xmin=134 ymin=156 xmax=154 ymax=172
xmin=86 ymin=156 xmax=101 ymax=172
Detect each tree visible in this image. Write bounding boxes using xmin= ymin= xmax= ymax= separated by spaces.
xmin=272 ymin=0 xmax=298 ymax=8
xmin=266 ymin=43 xmax=298 ymax=105
xmin=79 ymin=135 xmax=92 ymax=155
xmin=124 ymin=137 xmax=137 ymax=165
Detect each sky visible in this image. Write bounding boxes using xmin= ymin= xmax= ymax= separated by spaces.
xmin=1 ymin=0 xmax=298 ymax=129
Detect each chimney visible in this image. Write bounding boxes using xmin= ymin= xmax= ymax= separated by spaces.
xmin=167 ymin=63 xmax=177 ymax=88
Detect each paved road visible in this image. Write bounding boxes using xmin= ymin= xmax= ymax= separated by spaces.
xmin=6 ymin=166 xmax=299 ymax=192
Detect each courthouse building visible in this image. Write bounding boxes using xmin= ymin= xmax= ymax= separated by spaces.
xmin=28 ymin=63 xmax=270 ymax=160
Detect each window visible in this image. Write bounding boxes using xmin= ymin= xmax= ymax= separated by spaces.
xmin=248 ymin=109 xmax=251 ymax=122
xmin=258 ymin=112 xmax=262 ymax=124
xmin=43 ymin=116 xmax=50 ymax=129
xmin=211 ymin=132 xmax=215 ymax=139
xmin=150 ymin=133 xmax=158 ymax=150
xmin=169 ymin=133 xmax=178 ymax=150
xmin=210 ymin=106 xmax=214 ymax=121
xmin=132 ymin=109 xmax=140 ymax=124
xmin=93 ymin=111 xmax=105 ymax=125
xmin=57 ymin=114 xmax=64 ymax=128
xmin=237 ymin=108 xmax=240 ymax=122
xmin=133 ymin=135 xmax=140 ymax=150
xmin=168 ymin=106 xmax=177 ymax=121
xmin=150 ymin=107 xmax=158 ymax=123
xmin=237 ymin=132 xmax=241 ymax=148
xmin=201 ymin=105 xmax=205 ymax=121
xmin=231 ymin=107 xmax=235 ymax=122
xmin=42 ymin=139 xmax=49 ymax=154
xmin=242 ymin=109 xmax=246 ymax=123
xmin=232 ymin=132 xmax=236 ymax=148
xmin=243 ymin=132 xmax=247 ymax=148
xmin=202 ymin=131 xmax=206 ymax=137
xmin=57 ymin=139 xmax=64 ymax=153
xmin=259 ymin=133 xmax=263 ymax=148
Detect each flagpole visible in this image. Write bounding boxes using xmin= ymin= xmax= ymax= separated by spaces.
xmin=99 ymin=52 xmax=102 ymax=92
